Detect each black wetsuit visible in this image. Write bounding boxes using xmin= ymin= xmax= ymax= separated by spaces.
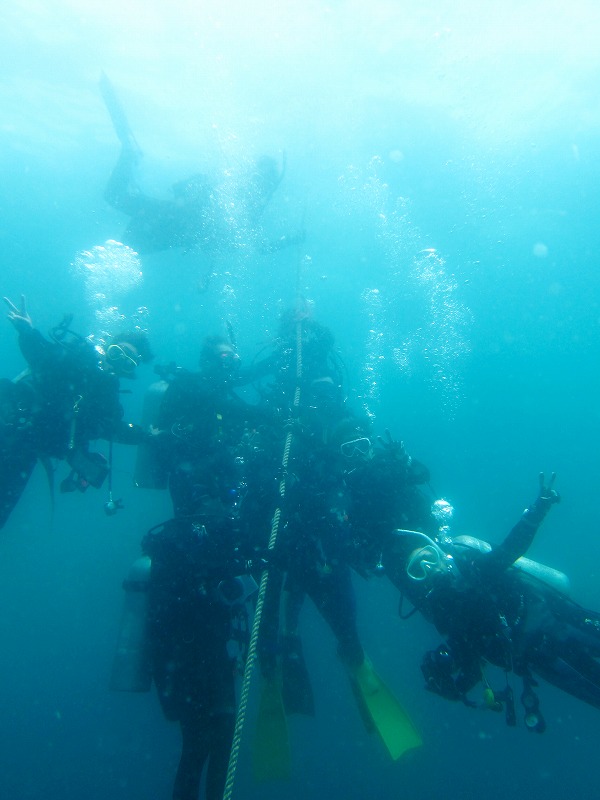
xmin=143 ymin=518 xmax=239 ymax=800
xmin=344 ymin=444 xmax=432 ymax=576
xmin=277 ymin=421 xmax=365 ymax=669
xmin=384 ymin=498 xmax=600 ymax=717
xmin=247 ymin=321 xmax=375 ymax=708
xmin=105 ymin=147 xmax=287 ymax=257
xmin=105 ymin=149 xmax=218 ymax=255
xmin=0 ymin=327 xmax=142 ymax=528
xmin=147 ymin=368 xmax=277 ymax=800
xmin=0 ymin=377 xmax=37 ymax=528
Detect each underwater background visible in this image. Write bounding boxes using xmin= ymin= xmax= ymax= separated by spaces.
xmin=1 ymin=1 xmax=600 ymax=798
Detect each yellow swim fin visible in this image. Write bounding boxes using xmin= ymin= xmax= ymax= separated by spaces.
xmin=252 ymin=674 xmax=292 ymax=782
xmin=351 ymin=656 xmax=422 ymax=760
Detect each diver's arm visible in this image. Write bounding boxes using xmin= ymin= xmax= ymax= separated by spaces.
xmin=486 ymin=473 xmax=560 ymax=573
xmin=235 ymin=352 xmax=278 ymax=386
xmin=4 ymin=296 xmax=59 ymax=371
xmin=4 ymin=294 xmax=33 ymax=334
xmin=16 ymin=327 xmax=56 ymax=371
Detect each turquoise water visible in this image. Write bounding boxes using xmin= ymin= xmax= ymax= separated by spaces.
xmin=1 ymin=2 xmax=600 ymax=798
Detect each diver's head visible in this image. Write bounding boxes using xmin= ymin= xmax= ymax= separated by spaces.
xmin=199 ymin=335 xmax=240 ymax=380
xmin=276 ymin=306 xmax=313 ymax=342
xmin=407 ymin=544 xmax=452 ymax=581
xmin=306 ymin=375 xmax=344 ymax=418
xmin=277 ymin=308 xmax=334 ymax=349
xmin=339 ymin=435 xmax=373 ymax=463
xmin=105 ymin=330 xmax=153 ymax=379
xmin=392 ymin=530 xmax=455 ymax=583
xmin=275 ymin=308 xmax=339 ymax=384
xmin=334 ymin=416 xmax=373 ymax=463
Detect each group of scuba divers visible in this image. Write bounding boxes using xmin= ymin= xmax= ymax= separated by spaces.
xmin=0 ymin=74 xmax=597 ymax=800
xmin=3 ymin=292 xmax=600 ymax=800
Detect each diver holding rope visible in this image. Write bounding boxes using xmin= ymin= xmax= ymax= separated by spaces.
xmin=127 ymin=333 xmax=280 ymax=800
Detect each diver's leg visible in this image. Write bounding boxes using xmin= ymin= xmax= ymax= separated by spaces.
xmin=204 ymin=641 xmax=236 ymax=800
xmin=104 ymin=144 xmax=142 ymax=215
xmin=305 ymin=564 xmax=364 ymax=668
xmin=550 ymin=595 xmax=600 ymax=654
xmin=280 ymin=576 xmax=315 ymax=716
xmin=171 ymin=642 xmax=216 ymax=800
xmin=282 ymin=581 xmax=304 ymax=636
xmin=257 ymin=565 xmax=285 ymax=679
xmin=172 ymin=710 xmax=210 ymax=800
xmin=205 ymin=713 xmax=235 ymax=800
xmin=0 ymin=444 xmax=36 ymax=528
xmin=531 ymin=637 xmax=600 ymax=711
xmin=0 ymin=401 xmax=37 ymax=528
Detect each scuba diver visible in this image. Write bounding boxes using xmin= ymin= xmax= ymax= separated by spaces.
xmin=1 ymin=294 xmax=153 ymax=529
xmin=341 ymin=428 xmax=434 ymax=578
xmin=142 ymin=516 xmax=252 ymax=800
xmin=129 ymin=333 xmax=279 ymax=800
xmin=383 ymin=474 xmax=600 ymax=732
xmin=100 ymin=73 xmax=302 ymax=259
xmin=251 ymin=309 xmax=422 ymax=768
xmin=240 ymin=306 xmax=343 ymax=404
xmin=152 ymin=334 xmax=280 ymax=522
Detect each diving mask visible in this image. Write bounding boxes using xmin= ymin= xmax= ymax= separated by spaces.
xmin=340 ymin=437 xmax=371 ymax=459
xmin=406 ymin=543 xmax=453 ymax=581
xmin=106 ymin=343 xmax=140 ymax=374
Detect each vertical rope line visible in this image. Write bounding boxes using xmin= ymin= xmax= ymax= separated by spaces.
xmin=222 ymin=272 xmax=304 ymax=800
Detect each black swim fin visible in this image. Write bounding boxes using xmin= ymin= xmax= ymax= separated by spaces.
xmin=0 ymin=378 xmax=38 ymax=529
xmin=281 ymin=634 xmax=315 ymax=717
xmin=99 ymin=72 xmax=142 ymax=156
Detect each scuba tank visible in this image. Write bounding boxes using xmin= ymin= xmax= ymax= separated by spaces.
xmin=513 ymin=555 xmax=570 ymax=595
xmin=451 ymin=535 xmax=571 ymax=595
xmin=133 ymin=379 xmax=169 ymax=489
xmin=110 ymin=556 xmax=152 ymax=692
